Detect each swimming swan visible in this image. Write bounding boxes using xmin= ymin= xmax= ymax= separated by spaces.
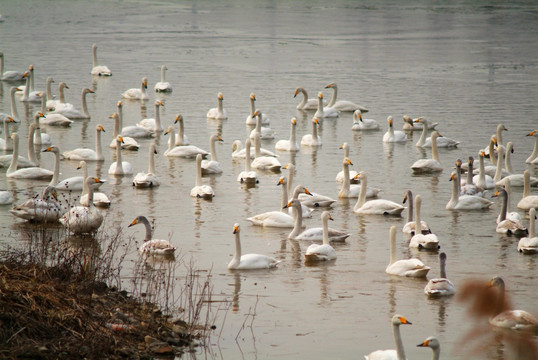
xmin=416 ymin=118 xmax=459 ymax=148
xmin=0 ymin=52 xmax=26 ymax=81
xmin=174 ymin=114 xmax=190 ymax=146
xmin=424 ymin=252 xmax=455 ymax=297
xmin=10 ymin=186 xmax=63 ymax=223
xmin=354 ymin=172 xmax=405 ymax=215
xmin=59 ymin=177 xmax=104 ymax=235
xmin=325 ymin=82 xmax=368 ymax=112
xmin=137 ymin=100 xmax=164 ymax=132
xmin=402 ymin=115 xmax=438 ymax=131
xmin=249 ymin=109 xmax=275 ymax=140
xmin=110 ymin=107 xmax=140 ymax=150
xmin=409 ymin=195 xmax=440 ymax=250
xmin=63 ymin=124 xmax=105 ymax=161
xmin=304 ymin=211 xmax=338 ymax=262
xmin=201 ymin=134 xmax=223 ymax=175
xmin=411 ymin=131 xmax=443 ymax=174
xmin=275 ymin=117 xmax=299 ymax=152
xmin=6 ymin=133 xmax=54 ymax=180
xmin=51 ymin=87 xmax=94 ymax=119
xmin=206 ymin=92 xmax=227 ymax=120
xmin=129 ymin=216 xmax=176 ymax=255
xmin=164 ymin=125 xmax=209 ymax=158
xmin=517 ymin=170 xmax=538 ymax=210
xmin=446 ymin=172 xmax=493 ymax=210
xmin=190 ymin=154 xmax=214 ymax=199
xmin=251 ymin=133 xmax=281 ymax=172
xmin=90 ymin=44 xmax=112 ymax=76
xmin=335 ymin=143 xmax=358 ymax=183
xmin=364 ymin=314 xmax=412 ymax=360
xmin=517 ymin=208 xmax=538 ymax=254
xmin=383 ymin=116 xmax=407 ymax=143
xmin=237 ymin=138 xmax=259 ymax=184
xmin=294 ymin=87 xmax=322 ymax=110
xmin=351 ymin=110 xmax=379 ymax=131
xmin=525 ymin=130 xmax=538 ymax=164
xmin=227 ymin=223 xmax=280 ymax=270
xmin=314 ymin=92 xmax=339 ymax=118
xmin=133 ymin=143 xmax=160 ymax=188
xmin=402 ymin=190 xmax=431 ymax=235
xmin=154 ymin=65 xmax=172 ymax=92
xmin=108 ymin=136 xmax=133 ymax=175
xmin=493 ymin=188 xmax=527 ymax=236
xmin=301 ymin=117 xmax=322 ymax=146
xmin=386 ymin=225 xmax=430 ymax=277
xmin=79 ymin=163 xmax=110 ymax=208
xmin=245 ymin=93 xmax=269 ymax=125
xmin=122 ymin=77 xmax=148 ymax=100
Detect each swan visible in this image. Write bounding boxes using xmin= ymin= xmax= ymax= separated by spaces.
xmin=386 ymin=226 xmax=430 ymax=277
xmin=446 ymin=172 xmax=493 ymax=210
xmin=402 ymin=190 xmax=431 ymax=235
xmin=413 ymin=118 xmax=439 ymax=147
xmin=51 ymin=87 xmax=94 ymax=119
xmin=109 ymin=108 xmax=140 ymax=150
xmin=275 ymin=117 xmax=299 ymax=152
xmin=108 ymin=136 xmax=133 ymax=175
xmin=294 ymin=87 xmax=322 ymax=110
xmin=45 ymin=80 xmax=67 ymax=111
xmin=41 ymin=146 xmax=62 ymax=189
xmin=409 ymin=195 xmax=440 ymax=249
xmin=59 ymin=177 xmax=104 ymax=235
xmin=63 ymin=124 xmax=105 ymax=161
xmin=55 ymin=160 xmax=104 ymax=192
xmin=301 ymin=117 xmax=322 ymax=146
xmin=517 ymin=170 xmax=538 ymax=210
xmin=0 ymin=191 xmax=13 ymax=205
xmin=354 ymin=172 xmax=405 ymax=215
xmin=15 ymin=65 xmax=35 ymax=95
xmin=416 ymin=337 xmax=441 ymax=360
xmin=251 ymin=133 xmax=281 ymax=172
xmin=40 ymin=94 xmax=72 ymax=127
xmin=122 ymin=77 xmax=148 ymax=100
xmin=518 ymin=208 xmax=538 ymax=254
xmin=424 ymin=252 xmax=455 ymax=297
xmin=237 ymin=138 xmax=259 ymax=184
xmin=338 ymin=158 xmax=381 ymax=199
xmin=473 ymin=151 xmax=495 ymax=189
xmin=285 ymin=180 xmax=315 ymax=218
xmin=90 ymin=44 xmax=112 ymax=76
xmin=249 ymin=109 xmax=274 ymax=140
xmin=20 ymin=71 xmax=42 ymax=103
xmin=0 ymin=124 xmax=38 ymax=169
xmin=133 ymin=144 xmax=160 ymax=188
xmin=325 ymin=82 xmax=368 ymax=112
xmin=206 ymin=92 xmax=227 ymax=120
xmin=228 ymin=223 xmax=280 ymax=270
xmin=174 ymin=114 xmax=190 ymax=146
xmin=460 ymin=157 xmax=484 ymax=196
xmin=120 ymin=112 xmax=154 ymax=138
xmin=525 ymin=130 xmax=538 ymax=164
xmin=351 ymin=110 xmax=379 ymax=131
xmin=493 ymin=188 xmax=527 ymax=236
xmin=364 ymin=314 xmax=412 ymax=360
xmin=129 ymin=216 xmax=176 ymax=255
xmin=304 ymin=211 xmax=338 ymax=262
xmin=10 ymin=186 xmax=63 ymax=222
xmin=232 ymin=139 xmax=278 ymax=159
xmin=79 ymin=163 xmax=111 ymax=208
xmin=245 ymin=93 xmax=269 ymax=125
xmin=314 ymin=92 xmax=339 ymax=118
xmin=0 ymin=86 xmax=22 ymax=122
xmin=163 ymin=126 xmax=209 ymax=158
xmin=201 ymin=134 xmax=223 ymax=175
xmin=0 ymin=52 xmax=25 ymax=81
xmin=32 ymin=111 xmax=52 ymax=146
xmin=154 ymin=65 xmax=172 ymax=92
xmin=383 ymin=116 xmax=407 ymax=143
xmin=496 ymin=142 xmax=538 ymax=187
xmin=402 ymin=115 xmax=438 ymax=131
xmin=6 ymin=133 xmax=54 ymax=180
xmin=492 ymin=145 xmax=509 ymax=183
xmin=137 ymin=100 xmax=164 ymax=132
xmin=416 ymin=120 xmax=459 ymax=148
xmin=487 ymin=276 xmax=538 ymax=330
xmin=411 ymin=131 xmax=443 ymax=174
xmin=335 ymin=143 xmax=358 ymax=183
xmin=191 ymin=154 xmax=214 ymax=199
xmin=285 ymin=199 xmax=350 ymax=242
xmin=0 ymin=117 xmax=15 ymax=151
xmin=496 ymin=178 xmax=522 ymax=223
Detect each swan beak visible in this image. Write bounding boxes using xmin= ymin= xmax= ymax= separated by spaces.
xmin=389 ymin=119 xmax=393 ymax=126
xmin=455 ymin=159 xmax=462 ymax=167
xmin=492 ymin=191 xmax=500 ymax=198
xmin=23 ymin=71 xmax=29 ymax=78
xmin=128 ymin=218 xmax=139 ymax=227
xmin=328 ymin=214 xmax=334 ymax=221
xmin=117 ymin=101 xmax=122 ymax=107
xmin=314 ymin=118 xmax=319 ymax=124
xmin=174 ymin=114 xmax=182 ymax=123
xmin=154 ymin=148 xmax=158 ymax=155
xmin=233 ymin=225 xmax=239 ymax=234
xmin=325 ymin=84 xmax=333 ymax=89
xmin=293 ymin=89 xmax=299 ymax=98
xmin=277 ymin=178 xmax=284 ymax=186
xmin=291 ymin=118 xmax=297 ymax=124
xmin=403 ymin=194 xmax=408 ymax=204
xmin=352 ymin=174 xmax=360 ymax=181
xmin=42 ymin=147 xmax=53 ymax=152
xmin=65 ymin=84 xmax=70 ymax=89
xmin=527 ymin=131 xmax=535 ymax=136
xmin=417 ymin=339 xmax=430 ymax=347
xmin=399 ymin=317 xmax=411 ymax=325
xmin=217 ymin=136 xmax=224 ymax=142
xmin=119 ymin=136 xmax=125 ymax=144
xmin=449 ymin=173 xmax=456 ymax=181
xmin=7 ymin=117 xmax=14 ymax=123
xmin=108 ymin=113 xmax=115 ymax=119
xmin=100 ymin=126 xmax=105 ymax=132
xmin=318 ymin=93 xmax=323 ymax=99
xmin=157 ymin=100 xmax=163 ymax=106
xmin=304 ymin=188 xmax=313 ymax=196
xmin=88 ymin=89 xmax=95 ymax=93
xmin=143 ymin=79 xmax=148 ymax=88
xmin=38 ymin=112 xmax=46 ymax=118
xmin=283 ymin=201 xmax=292 ymax=209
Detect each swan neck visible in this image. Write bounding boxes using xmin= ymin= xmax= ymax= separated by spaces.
xmin=112 ymin=115 xmax=119 ymax=138
xmin=389 ymin=228 xmax=396 ymax=265
xmin=178 ymin=117 xmax=184 ymax=140
xmin=523 ymin=171 xmax=530 ymax=197
xmin=254 ymin=135 xmax=261 ymax=158
xmin=449 ymin=173 xmax=459 ymax=206
xmin=46 ymin=78 xmax=53 ymax=101
xmin=59 ymin=84 xmax=66 ymax=104
xmin=529 ymin=210 xmax=536 ymax=238
xmin=96 ymin=128 xmax=102 ymax=160
xmin=392 ymin=323 xmax=406 ymax=360
xmin=2 ymin=121 xmax=8 ymax=146
xmin=29 ymin=68 xmax=34 ymax=91
xmin=115 ymin=137 xmax=123 ymax=173
xmin=290 ymin=204 xmax=303 ymax=238
xmin=327 ymin=86 xmax=337 ymax=107
xmin=22 ymin=76 xmax=30 ymax=100
xmin=40 ymin=95 xmax=46 ymax=114
xmin=527 ymin=136 xmax=538 ymax=163
xmin=440 ymin=256 xmax=447 ymax=279
xmin=496 ymin=125 xmax=504 ymax=146
xmin=217 ymin=97 xmax=223 ymax=113
xmin=167 ymin=128 xmax=175 ymax=152
xmin=142 ymin=217 xmax=153 ymax=241
xmin=499 ymin=191 xmax=507 ymax=222
xmin=504 ymin=146 xmax=513 ymax=174
xmin=148 ymin=145 xmax=156 ymax=174
xmin=478 ymin=155 xmax=486 ymax=184
xmin=322 ymin=214 xmax=329 ymax=245
xmin=415 ymin=196 xmax=422 ymax=229
xmin=154 ymin=103 xmax=161 ymax=131
xmin=160 ymin=66 xmax=166 ymax=82
xmin=489 ymin=139 xmax=497 ymax=166
xmin=81 ymin=90 xmax=90 ymax=117
xmin=317 ymin=95 xmax=324 ymax=112
xmin=340 ymin=162 xmax=350 ymax=197
xmin=287 ymin=166 xmax=294 ymax=194
xmin=297 ymin=88 xmax=307 ymax=108
xmin=280 ymin=181 xmax=288 ymax=213
xmin=81 ymin=169 xmax=89 ymax=196
xmin=10 ymin=87 xmax=19 ymax=119
xmin=407 ymin=191 xmax=414 ymax=223
xmin=7 ymin=134 xmax=19 ymax=174
xmin=234 ymin=230 xmax=242 ymax=263
xmin=245 ymin=142 xmax=252 ymax=172
xmin=417 ymin=121 xmax=428 ymax=146
xmin=86 ymin=179 xmax=95 ymax=207
xmin=312 ymin=120 xmax=318 ymax=139
xmin=249 ymin=97 xmax=255 ymax=117
xmin=196 ymin=155 xmax=202 ymax=186
xmin=49 ymin=150 xmax=60 ymax=187
xmin=289 ymin=122 xmax=296 ymax=144
xmin=210 ymin=137 xmax=217 ymax=161
xmin=467 ymin=161 xmax=474 ymax=184
xmin=354 ymin=175 xmax=367 ymax=211
xmin=494 ymin=148 xmax=504 ymax=182
xmin=431 ymin=133 xmax=440 ymax=162
xmin=92 ymin=46 xmax=98 ymax=67
xmin=28 ymin=124 xmax=38 ymax=165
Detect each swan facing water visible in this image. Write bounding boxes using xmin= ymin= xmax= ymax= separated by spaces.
xmin=228 ymin=223 xmax=280 ymax=270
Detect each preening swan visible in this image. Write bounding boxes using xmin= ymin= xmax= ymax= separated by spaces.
xmin=237 ymin=138 xmax=259 ymax=184
xmin=164 ymin=125 xmax=209 ymax=158
xmin=275 ymin=117 xmax=299 ymax=152
xmin=364 ymin=314 xmax=412 ymax=360
xmin=51 ymin=87 xmax=94 ymax=119
xmin=91 ymin=44 xmax=112 ymax=76
xmin=59 ymin=177 xmax=104 ymax=235
xmin=6 ymin=133 xmax=54 ymax=180
xmin=10 ymin=186 xmax=63 ymax=223
xmin=402 ymin=190 xmax=431 ymax=235
xmin=154 ymin=65 xmax=172 ymax=92
xmin=416 ymin=337 xmax=441 ymax=360
xmin=191 ymin=154 xmax=214 ymax=199
xmin=386 ymin=226 xmax=430 ymax=277
xmin=383 ymin=116 xmax=407 ymax=143
xmin=227 ymin=223 xmax=280 ymax=270
xmin=493 ymin=188 xmax=527 ymax=236
xmin=517 ymin=170 xmax=538 ymax=210
xmin=301 ymin=117 xmax=322 ymax=146
xmin=249 ymin=109 xmax=274 ymax=140
xmin=137 ymin=100 xmax=164 ymax=132
xmin=351 ymin=110 xmax=379 ymax=131
xmin=122 ymin=77 xmax=148 ymax=100
xmin=108 ymin=136 xmax=133 ymax=175
xmin=245 ymin=93 xmax=269 ymax=125
xmin=354 ymin=172 xmax=405 ymax=215
xmin=110 ymin=108 xmax=140 ymax=150
xmin=325 ymin=82 xmax=368 ymax=112
xmin=63 ymin=124 xmax=105 ymax=161
xmin=206 ymin=92 xmax=227 ymax=120
xmin=518 ymin=208 xmax=538 ymax=254
xmin=251 ymin=133 xmax=281 ymax=172
xmin=174 ymin=114 xmax=190 ymax=146
xmin=424 ymin=252 xmax=455 ymax=297
xmin=446 ymin=172 xmax=493 ymax=210
xmin=129 ymin=216 xmax=176 ymax=255
xmin=402 ymin=115 xmax=438 ymax=131
xmin=314 ymin=92 xmax=339 ymax=118
xmin=201 ymin=134 xmax=223 ymax=175
xmin=411 ymin=131 xmax=443 ymax=174
xmin=133 ymin=143 xmax=160 ymax=188
xmin=0 ymin=52 xmax=26 ymax=81
xmin=409 ymin=195 xmax=440 ymax=250
xmin=335 ymin=143 xmax=358 ymax=183
xmin=294 ymin=87 xmax=322 ymax=110
xmin=525 ymin=130 xmax=538 ymax=164
xmin=304 ymin=211 xmax=338 ymax=262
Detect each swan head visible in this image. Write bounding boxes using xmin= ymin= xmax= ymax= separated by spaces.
xmin=34 ymin=112 xmax=45 ymax=119
xmin=86 ymin=176 xmax=104 ymax=187
xmin=283 ymin=199 xmax=301 ymax=209
xmin=417 ymin=336 xmax=440 ymax=349
xmin=76 ymin=161 xmax=86 ymax=170
xmin=117 ymin=135 xmax=125 ymax=144
xmin=352 ymin=174 xmax=360 ymax=182
xmin=455 ymin=158 xmax=462 ymax=168
xmin=174 ymin=114 xmax=183 ymax=124
xmin=142 ymin=77 xmax=148 ymax=88
xmin=291 ymin=117 xmax=297 ymax=125
xmin=468 ymin=156 xmax=474 ymax=165
xmin=97 ymin=124 xmax=105 ymax=133
xmin=387 ymin=116 xmax=393 ymax=127
xmin=339 ymin=142 xmax=349 ymax=150
xmin=449 ymin=172 xmax=456 ymax=182
xmin=497 ymin=123 xmax=508 ymax=132
xmin=343 ymin=157 xmax=353 ymax=166
xmin=403 ymin=115 xmax=413 ymax=124
xmin=358 ymin=171 xmax=367 ymax=181
xmin=318 ymin=92 xmax=323 ymax=99
xmin=42 ymin=146 xmax=59 ymax=154
xmin=117 ymin=100 xmax=123 ymax=108
xmin=277 ymin=176 xmax=287 ymax=186
xmin=23 ymin=71 xmax=30 ymax=78
xmin=29 ymin=64 xmax=34 ymax=71
xmin=488 ymin=276 xmax=505 ymax=293
xmin=252 ymin=109 xmax=261 ymax=118
xmin=313 ymin=117 xmax=320 ymax=124
xmin=155 ymin=100 xmax=163 ymax=106
xmin=403 ymin=190 xmax=411 ymax=204
xmin=322 ymin=211 xmax=334 ymax=221
xmin=250 ymin=93 xmax=256 ymax=100
xmin=164 ymin=125 xmax=174 ymax=136
xmin=6 ymin=117 xmax=15 ymax=123
xmin=325 ymin=82 xmax=336 ymax=89
xmin=217 ymin=92 xmax=223 ymax=100
xmin=391 ymin=314 xmax=412 ymax=326
xmin=128 ymin=216 xmax=143 ymax=227
xmin=479 ymin=150 xmax=486 ymax=158
xmin=109 ymin=113 xmax=119 ymax=121
xmin=84 ymin=88 xmax=95 ymax=94
xmin=293 ymin=88 xmax=300 ymax=97
xmin=233 ymin=223 xmax=240 ymax=234
xmin=431 ymin=131 xmax=440 ymax=140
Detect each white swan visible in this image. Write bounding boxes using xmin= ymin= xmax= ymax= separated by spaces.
xmin=409 ymin=195 xmax=440 ymax=250
xmin=0 ymin=124 xmax=37 ymax=169
xmin=402 ymin=190 xmax=431 ymax=235
xmin=41 ymin=146 xmax=62 ymax=189
xmin=122 ymin=77 xmax=148 ymax=100
xmin=59 ymin=177 xmax=104 ymax=235
xmin=90 ymin=44 xmax=112 ymax=76
xmin=110 ymin=109 xmax=140 ymax=150
xmin=79 ymin=164 xmax=110 ymax=208
xmin=174 ymin=114 xmax=190 ymax=146
xmin=304 ymin=211 xmax=338 ymax=262
xmin=133 ymin=144 xmax=160 ymax=188
xmin=496 ymin=177 xmax=522 ymax=223
xmin=335 ymin=143 xmax=358 ymax=183
xmin=249 ymin=109 xmax=274 ymax=140
xmin=231 ymin=139 xmax=278 ymax=159
xmin=411 ymin=131 xmax=443 ymax=174
xmin=492 ymin=145 xmax=509 ymax=184
xmin=446 ymin=172 xmax=493 ymax=210
xmin=120 ymin=112 xmax=154 ymax=138
xmin=15 ymin=65 xmax=35 ymax=95
xmin=251 ymin=133 xmax=281 ymax=172
xmin=338 ymin=158 xmax=381 ymax=199
xmin=493 ymin=188 xmax=527 ymax=236
xmin=424 ymin=252 xmax=455 ymax=297
xmin=63 ymin=124 xmax=105 ymax=161
xmin=485 ymin=123 xmax=508 ymax=160
xmin=284 ymin=175 xmax=315 ymax=218
xmin=525 ymin=130 xmax=538 ymax=164
xmin=20 ymin=70 xmax=42 ymax=103
xmin=325 ymin=82 xmax=368 ymax=112
xmin=51 ymin=88 xmax=94 ymax=119
xmin=364 ymin=314 xmax=412 ymax=360
xmin=314 ymin=92 xmax=339 ymax=118
xmin=190 ymin=154 xmax=214 ymax=199
xmin=460 ymin=157 xmax=484 ymax=196
xmin=402 ymin=115 xmax=438 ymax=131
xmin=472 ymin=151 xmax=495 ymax=189
xmin=0 ymin=191 xmax=13 ymax=205
xmin=10 ymin=186 xmax=63 ymax=222
xmin=294 ymin=87 xmax=321 ymax=110
xmin=0 ymin=117 xmax=15 ymax=151
xmin=108 ymin=136 xmax=133 ymax=175
xmin=201 ymin=134 xmax=223 ymax=175
xmin=416 ymin=337 xmax=441 ymax=360
xmin=40 ymin=94 xmax=73 ymax=127
xmin=383 ymin=116 xmax=407 ymax=143
xmin=488 ymin=276 xmax=538 ymax=330
xmin=354 ymin=172 xmax=405 ymax=215
xmin=206 ymin=92 xmax=227 ymax=120
xmin=351 ymin=110 xmax=379 ymax=131
xmin=416 ymin=120 xmax=459 ymax=148
xmin=245 ymin=93 xmax=269 ymax=125
xmin=0 ymin=52 xmax=25 ymax=81
xmin=301 ymin=117 xmax=322 ymax=146
xmin=228 ymin=223 xmax=280 ymax=270
xmin=154 ymin=65 xmax=172 ymax=92
xmin=55 ymin=160 xmax=104 ymax=193
xmin=163 ymin=126 xmax=209 ymax=158
xmin=6 ymin=133 xmax=54 ymax=180
xmin=237 ymin=138 xmax=259 ymax=184
xmin=32 ymin=111 xmax=52 ymax=146
xmin=275 ymin=117 xmax=299 ymax=152
xmin=45 ymin=80 xmax=67 ymax=111
xmin=518 ymin=208 xmax=538 ymax=254
xmin=137 ymin=100 xmax=164 ymax=132
xmin=496 ymin=142 xmax=538 ymax=187
xmin=517 ymin=170 xmax=538 ymax=210
xmin=129 ymin=216 xmax=176 ymax=255
xmin=0 ymin=86 xmax=22 ymax=122
xmin=386 ymin=226 xmax=430 ymax=277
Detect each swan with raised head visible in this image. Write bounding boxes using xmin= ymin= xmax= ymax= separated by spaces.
xmin=108 ymin=136 xmax=133 ymax=175
xmin=55 ymin=160 xmax=104 ymax=193
xmin=351 ymin=110 xmax=379 ymax=131
xmin=51 ymin=87 xmax=94 ymax=119
xmin=10 ymin=186 xmax=63 ymax=222
xmin=496 ymin=142 xmax=538 ymax=187
xmin=41 ymin=146 xmax=62 ymax=189
xmin=154 ymin=65 xmax=172 ymax=92
xmin=129 ymin=216 xmax=176 ymax=255
xmin=492 ymin=145 xmax=509 ymax=184
xmin=402 ymin=190 xmax=431 ymax=235
xmin=473 ymin=151 xmax=495 ymax=189
xmin=496 ymin=178 xmax=522 ymax=223
xmin=325 ymin=82 xmax=368 ymax=112
xmin=237 ymin=138 xmax=259 ymax=184
xmin=460 ymin=157 xmax=484 ymax=196
xmin=251 ymin=133 xmax=281 ymax=172
xmin=39 ymin=92 xmax=73 ymax=126
xmin=446 ymin=172 xmax=493 ymax=210
xmin=338 ymin=158 xmax=381 ymax=199
xmin=402 ymin=115 xmax=438 ymax=131
xmin=526 ymin=130 xmax=538 ymax=164
xmin=232 ymin=139 xmax=277 ymax=159
xmin=63 ymin=124 xmax=105 ymax=161
xmin=314 ymin=92 xmax=338 ymax=118
xmin=294 ymin=87 xmax=322 ymax=110
xmin=206 ymin=92 xmax=227 ymax=119
xmin=383 ymin=116 xmax=407 ymax=143
xmin=364 ymin=314 xmax=412 ymax=360
xmin=163 ymin=125 xmax=208 ymax=158
xmin=90 ymin=44 xmax=112 ymax=76
xmin=0 ymin=124 xmax=37 ymax=169
xmin=245 ymin=93 xmax=269 ymax=125
xmin=201 ymin=134 xmax=223 ymax=175
xmin=0 ymin=86 xmax=22 ymax=122
xmin=79 ymin=164 xmax=110 ymax=208
xmin=228 ymin=223 xmax=280 ymax=270
xmin=517 ymin=170 xmax=538 ymax=210
xmin=45 ymin=80 xmax=67 ymax=110
xmin=304 ymin=211 xmax=338 ymax=262
xmin=191 ymin=154 xmax=214 ymax=199
xmin=249 ymin=109 xmax=274 ymax=140
xmin=137 ymin=100 xmax=164 ymax=132
xmin=301 ymin=117 xmax=322 ymax=146
xmin=20 ymin=71 xmax=42 ymax=103
xmin=275 ymin=117 xmax=299 ymax=152
xmin=411 ymin=131 xmax=443 ymax=174
xmin=59 ymin=177 xmax=104 ymax=235
xmin=6 ymin=134 xmax=54 ymax=180
xmin=424 ymin=252 xmax=455 ymax=297
xmin=285 ymin=180 xmax=315 ymax=218
xmin=15 ymin=65 xmax=35 ymax=95
xmin=386 ymin=226 xmax=430 ymax=277
xmin=416 ymin=119 xmax=459 ymax=148
xmin=32 ymin=112 xmax=52 ymax=146
xmin=335 ymin=143 xmax=358 ymax=183
xmin=409 ymin=195 xmax=440 ymax=249
xmin=133 ymin=144 xmax=160 ymax=188
xmin=0 ymin=52 xmax=25 ymax=81
xmin=122 ymin=77 xmax=148 ymax=100
xmin=518 ymin=208 xmax=538 ymax=254
xmin=174 ymin=114 xmax=190 ymax=146
xmin=109 ymin=108 xmax=140 ymax=150
xmin=493 ymin=188 xmax=527 ymax=236
xmin=354 ymin=172 xmax=405 ymax=215
xmin=0 ymin=117 xmax=16 ymax=150
xmin=416 ymin=337 xmax=441 ymax=360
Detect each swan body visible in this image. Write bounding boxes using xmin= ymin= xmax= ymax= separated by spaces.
xmin=90 ymin=44 xmax=112 ymax=76
xmin=338 ymin=158 xmax=380 ymax=199
xmin=416 ymin=337 xmax=441 ymax=360
xmin=232 ymin=139 xmax=277 ymax=159
xmin=411 ymin=131 xmax=443 ymax=173
xmin=275 ymin=117 xmax=299 ymax=151
xmin=201 ymin=134 xmax=223 ymax=175
xmin=164 ymin=126 xmax=209 ymax=158
xmin=251 ymin=133 xmax=281 ymax=172
xmin=283 ymin=175 xmax=315 ymax=218
xmin=228 ymin=223 xmax=280 ymax=270
xmin=354 ymin=172 xmax=405 ymax=215
xmin=237 ymin=139 xmax=259 ymax=184
xmin=517 ymin=170 xmax=538 ymax=210
xmin=325 ymin=82 xmax=368 ymax=112
xmin=386 ymin=226 xmax=430 ymax=277
xmin=174 ymin=114 xmax=190 ymax=146
xmin=409 ymin=195 xmax=440 ymax=250
xmin=10 ymin=186 xmax=63 ymax=222
xmin=108 ymin=136 xmax=133 ymax=175
xmin=518 ymin=208 xmax=538 ymax=254
xmin=109 ymin=107 xmax=140 ymax=150
xmin=245 ymin=93 xmax=269 ymax=125
xmin=51 ymin=88 xmax=94 ymax=119
xmin=495 ymin=177 xmax=522 ymax=223
xmin=0 ymin=191 xmax=13 ymax=205
xmin=246 ymin=177 xmax=298 ymax=228
xmin=0 ymin=52 xmax=25 ymax=81
xmin=41 ymin=112 xmax=73 ymax=126
xmin=45 ymin=80 xmax=65 ymax=111
xmin=421 ymin=131 xmax=459 ymax=148
xmin=314 ymin=92 xmax=339 ymax=118
xmin=446 ymin=172 xmax=493 ymax=210
xmin=122 ymin=77 xmax=148 ymax=100
xmin=294 ymin=87 xmax=322 ymax=110
xmin=383 ymin=116 xmax=407 ymax=143
xmin=493 ymin=188 xmax=527 ymax=236
xmin=119 ymin=101 xmax=154 ymax=138
xmin=191 ymin=154 xmax=214 ymax=199
xmin=59 ymin=177 xmax=104 ymax=234
xmin=304 ymin=211 xmax=338 ymax=262
xmin=496 ymin=144 xmax=538 ymax=186
xmin=63 ymin=125 xmax=105 ymax=161
xmin=6 ymin=134 xmax=54 ymax=180
xmin=79 ymin=171 xmax=110 ymax=208
xmin=154 ymin=65 xmax=172 ymax=92
xmin=525 ymin=130 xmax=538 ymax=164
xmin=129 ymin=216 xmax=176 ymax=255
xmin=133 ymin=144 xmax=160 ymax=188
xmin=351 ymin=110 xmax=379 ymax=131
xmin=402 ymin=115 xmax=438 ymax=131
xmin=335 ymin=143 xmax=358 ymax=183
xmin=249 ymin=109 xmax=274 ymax=140
xmin=414 ymin=118 xmax=444 ymax=147
xmin=298 ymin=191 xmax=336 ymax=208
xmin=402 ymin=190 xmax=431 ymax=235
xmin=206 ymin=92 xmax=227 ymax=119
xmin=424 ymin=252 xmax=455 ymax=297
xmin=301 ymin=117 xmax=322 ymax=146
xmin=137 ymin=100 xmax=163 ymax=132
xmin=364 ymin=315 xmax=412 ymax=360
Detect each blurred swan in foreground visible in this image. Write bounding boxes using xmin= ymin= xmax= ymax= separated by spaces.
xmin=424 ymin=252 xmax=455 ymax=297
xmin=90 ymin=44 xmax=112 ymax=76
xmin=206 ymin=92 xmax=227 ymax=119
xmin=304 ymin=211 xmax=338 ymax=262
xmin=518 ymin=208 xmax=538 ymax=254
xmin=129 ymin=216 xmax=176 ymax=255
xmin=227 ymin=223 xmax=279 ymax=270
xmin=386 ymin=226 xmax=430 ymax=278
xmin=154 ymin=65 xmax=172 ymax=92
xmin=122 ymin=77 xmax=148 ymax=100
xmin=325 ymin=82 xmax=368 ymax=112
xmin=364 ymin=314 xmax=412 ymax=360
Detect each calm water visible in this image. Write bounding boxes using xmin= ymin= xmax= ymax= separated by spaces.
xmin=1 ymin=1 xmax=537 ymax=358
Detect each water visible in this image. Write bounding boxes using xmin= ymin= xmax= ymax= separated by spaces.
xmin=1 ymin=0 xmax=537 ymax=358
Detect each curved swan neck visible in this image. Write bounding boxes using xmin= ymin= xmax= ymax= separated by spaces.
xmin=196 ymin=154 xmax=203 ymax=186
xmin=496 ymin=124 xmax=505 ymax=146
xmin=28 ymin=123 xmax=39 ymax=165
xmin=504 ymin=143 xmax=513 ymax=174
xmin=415 ymin=195 xmax=422 ymax=229
xmin=527 ymin=135 xmax=538 ymax=163
xmin=148 ymin=144 xmax=156 ymax=174
xmin=290 ymin=202 xmax=303 ymax=238
xmin=393 ymin=323 xmax=406 ymax=360
xmin=7 ymin=133 xmax=19 ymax=174
xmin=296 ymin=88 xmax=307 ymax=108
xmin=59 ymin=83 xmax=67 ymax=104
xmin=140 ymin=216 xmax=153 ymax=241
xmin=489 ymin=137 xmax=497 ymax=166
xmin=46 ymin=77 xmax=54 ymax=101
xmin=322 ymin=212 xmax=330 ymax=245
xmin=209 ymin=135 xmax=218 ymax=162
xmin=81 ymin=89 xmax=91 ymax=117
xmin=493 ymin=146 xmax=504 ymax=182
xmin=327 ymin=84 xmax=337 ymax=108
xmin=10 ymin=87 xmax=19 ymax=119
xmin=523 ymin=170 xmax=531 ymax=197
xmin=354 ymin=174 xmax=367 ymax=211
xmin=431 ymin=132 xmax=440 ymax=162
xmin=417 ymin=119 xmax=428 ymax=146
xmin=389 ymin=226 xmax=397 ymax=265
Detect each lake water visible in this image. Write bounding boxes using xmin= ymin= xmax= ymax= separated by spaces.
xmin=1 ymin=1 xmax=537 ymax=359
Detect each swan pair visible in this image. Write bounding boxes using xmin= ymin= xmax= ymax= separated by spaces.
xmin=251 ymin=133 xmax=281 ymax=172
xmin=249 ymin=109 xmax=274 ymax=139
xmin=228 ymin=223 xmax=280 ymax=270
xmin=110 ymin=109 xmax=140 ymax=150
xmin=283 ymin=163 xmax=335 ymax=209
xmin=446 ymin=172 xmax=493 ymax=210
xmin=49 ymin=87 xmax=94 ymax=119
xmin=402 ymin=190 xmax=431 ymax=235
xmin=129 ymin=216 xmax=176 ymax=255
xmin=314 ymin=92 xmax=339 ymax=118
xmin=337 ymin=157 xmax=381 ymax=199
xmin=335 ymin=143 xmax=358 ymax=183
xmin=59 ymin=177 xmax=104 ymax=235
